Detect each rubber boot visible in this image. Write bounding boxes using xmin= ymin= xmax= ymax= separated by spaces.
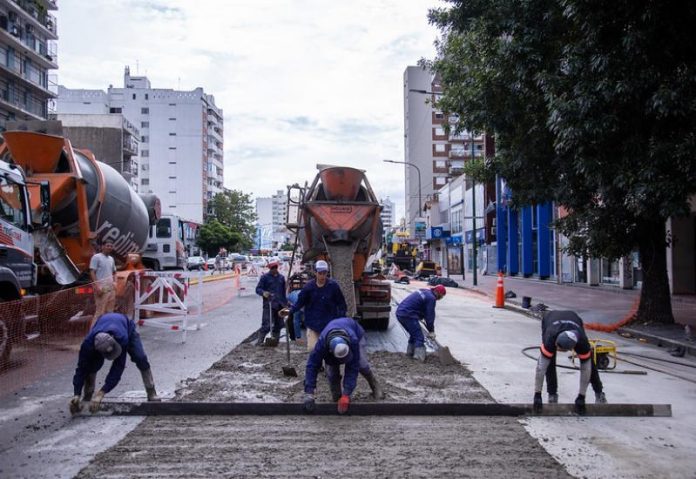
xmin=595 ymin=391 xmax=607 ymax=404
xmin=329 ymin=375 xmax=342 ymax=402
xmin=413 ymin=346 xmax=426 ymax=362
xmin=363 ymin=370 xmax=384 ymax=399
xmin=255 ymin=331 xmax=266 ymax=347
xmin=141 ymin=368 xmax=161 ymax=402
xmin=548 ymin=393 xmax=559 ymax=404
xmin=82 ymin=373 xmax=96 ymax=402
xmin=406 ymin=343 xmax=415 ymax=357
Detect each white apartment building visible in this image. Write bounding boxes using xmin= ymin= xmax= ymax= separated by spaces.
xmin=0 ymin=0 xmax=58 ymax=130
xmin=57 ymin=66 xmax=223 ymax=223
xmin=380 ymin=196 xmax=396 ymax=230
xmin=255 ymin=190 xmax=291 ymax=250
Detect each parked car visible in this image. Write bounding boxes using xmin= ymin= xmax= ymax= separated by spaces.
xmin=186 ymin=256 xmax=206 ymax=270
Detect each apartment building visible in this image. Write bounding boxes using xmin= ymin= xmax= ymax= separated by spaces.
xmin=255 ymin=190 xmax=292 ymax=250
xmin=0 ymin=0 xmax=58 ymax=131
xmin=403 ymin=66 xmax=484 ymax=238
xmin=57 ymin=67 xmax=223 ymax=224
xmin=380 ymin=196 xmax=396 ymax=230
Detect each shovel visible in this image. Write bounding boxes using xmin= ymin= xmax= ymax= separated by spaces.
xmin=282 ymin=316 xmax=298 ymax=377
xmin=420 ymin=321 xmax=456 ymax=366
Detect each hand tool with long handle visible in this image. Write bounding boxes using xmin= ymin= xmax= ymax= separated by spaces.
xmin=282 ymin=316 xmax=298 ymax=377
xmin=419 ymin=320 xmax=456 ymax=366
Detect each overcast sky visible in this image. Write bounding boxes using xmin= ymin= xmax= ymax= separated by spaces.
xmin=56 ymin=0 xmax=441 ymax=221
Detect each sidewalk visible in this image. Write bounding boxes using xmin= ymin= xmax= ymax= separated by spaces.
xmin=439 ymin=271 xmax=696 ymax=355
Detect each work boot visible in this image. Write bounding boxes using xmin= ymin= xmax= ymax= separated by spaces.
xmin=595 ymin=391 xmax=607 ymax=404
xmin=362 ymin=370 xmax=385 ymax=399
xmin=548 ymin=393 xmax=559 ymax=404
xmin=406 ymin=343 xmax=415 ymax=357
xmin=82 ymin=373 xmax=97 ymax=402
xmin=413 ymin=346 xmax=426 ymax=362
xmin=329 ymin=376 xmax=342 ymax=402
xmin=141 ymin=368 xmax=161 ymax=402
xmin=264 ymin=336 xmax=280 ymax=347
xmin=255 ymin=331 xmax=267 ymax=347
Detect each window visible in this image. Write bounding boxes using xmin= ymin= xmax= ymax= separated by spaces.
xmin=145 ymin=93 xmax=149 ymax=100
xmin=141 ymin=178 xmax=149 ymax=185
xmin=435 ymin=144 xmax=446 ymax=153
xmin=109 ymin=107 xmax=122 ymax=113
xmin=132 ymin=93 xmax=136 ymax=100
xmin=141 ymin=107 xmax=149 ymax=114
xmin=141 ymin=121 xmax=149 ymax=128
xmin=0 ymin=176 xmax=26 ymax=229
xmin=141 ymin=164 xmax=148 ymax=171
xmin=435 ymin=160 xmax=446 ymax=168
xmin=435 ymin=176 xmax=447 ymax=185
xmin=141 ymin=136 xmax=148 ymax=142
xmin=141 ymin=150 xmax=149 ymax=157
xmin=168 ymin=103 xmax=176 ymax=106
xmin=169 ymin=117 xmax=176 ymax=121
xmin=156 ymin=218 xmax=172 ymax=238
xmin=169 ymin=133 xmax=176 ymax=136
xmin=168 ymin=147 xmax=176 ymax=150
xmin=434 ymin=127 xmax=445 ymax=136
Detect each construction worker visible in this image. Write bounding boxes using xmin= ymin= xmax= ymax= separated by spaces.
xmin=533 ymin=310 xmax=602 ymax=415
xmin=395 ymin=285 xmax=447 ymax=361
xmin=255 ymin=261 xmax=288 ymax=347
xmin=303 ymin=317 xmax=383 ymax=415
xmin=90 ymin=240 xmax=117 ymax=327
xmin=70 ymin=312 xmax=160 ymax=415
xmin=279 ymin=260 xmax=346 ymax=351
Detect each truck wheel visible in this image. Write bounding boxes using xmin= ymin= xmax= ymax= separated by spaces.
xmin=0 ymin=319 xmax=11 ymax=367
xmin=374 ymin=317 xmax=390 ymax=331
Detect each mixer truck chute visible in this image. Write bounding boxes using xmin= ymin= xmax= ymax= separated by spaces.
xmin=288 ymin=165 xmax=391 ymax=330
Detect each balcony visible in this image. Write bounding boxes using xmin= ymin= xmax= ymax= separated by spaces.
xmin=0 ymin=22 xmax=58 ymax=69
xmin=0 ymin=84 xmax=47 ymax=119
xmin=6 ymin=1 xmax=58 ymax=39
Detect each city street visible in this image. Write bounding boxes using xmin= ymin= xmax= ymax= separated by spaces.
xmin=1 ymin=276 xmax=695 ymax=478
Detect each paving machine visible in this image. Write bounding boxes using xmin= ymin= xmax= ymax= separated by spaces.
xmin=287 ymin=165 xmax=391 ymax=330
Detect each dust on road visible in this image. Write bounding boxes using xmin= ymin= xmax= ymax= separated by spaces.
xmin=74 ymin=339 xmax=573 ymax=478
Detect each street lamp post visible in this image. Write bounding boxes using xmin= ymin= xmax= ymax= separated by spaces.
xmin=470 ymin=133 xmax=478 ymax=286
xmin=383 ymin=159 xmax=422 ymax=234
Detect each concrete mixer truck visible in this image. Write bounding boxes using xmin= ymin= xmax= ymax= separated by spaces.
xmin=287 ymin=165 xmax=391 ymax=330
xmin=0 ymin=121 xmax=160 ymax=364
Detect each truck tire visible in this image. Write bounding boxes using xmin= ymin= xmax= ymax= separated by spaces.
xmin=0 ymin=319 xmax=11 ymax=367
xmin=374 ymin=317 xmax=390 ymax=331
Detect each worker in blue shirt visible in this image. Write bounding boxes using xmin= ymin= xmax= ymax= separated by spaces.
xmin=280 ymin=260 xmax=346 ymax=351
xmin=395 ymin=285 xmax=447 ymax=361
xmin=303 ymin=317 xmax=382 ymax=414
xmin=70 ymin=312 xmax=160 ymax=414
xmin=255 ymin=261 xmax=289 ymax=347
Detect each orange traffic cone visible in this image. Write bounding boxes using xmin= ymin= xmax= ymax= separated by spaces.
xmin=494 ymin=272 xmax=505 ymax=308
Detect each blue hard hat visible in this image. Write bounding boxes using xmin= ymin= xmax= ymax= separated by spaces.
xmin=329 ymin=336 xmax=349 ymax=358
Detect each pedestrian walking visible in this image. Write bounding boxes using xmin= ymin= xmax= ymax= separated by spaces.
xmin=395 ymin=285 xmax=447 ymax=361
xmin=254 ymin=261 xmax=288 ymax=346
xmin=533 ymin=310 xmax=605 ymax=415
xmin=90 ymin=240 xmax=117 ymax=327
xmin=303 ymin=317 xmax=383 ymax=415
xmin=70 ymin=312 xmax=161 ymax=415
xmin=279 ymin=260 xmax=346 ymax=351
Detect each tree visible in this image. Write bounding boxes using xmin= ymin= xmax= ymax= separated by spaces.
xmin=209 ymin=190 xmax=257 ymax=250
xmin=196 ymin=220 xmax=242 ymax=257
xmin=427 ymin=0 xmax=696 ymax=324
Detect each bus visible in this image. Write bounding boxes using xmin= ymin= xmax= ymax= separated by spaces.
xmin=142 ymin=213 xmax=186 ymax=270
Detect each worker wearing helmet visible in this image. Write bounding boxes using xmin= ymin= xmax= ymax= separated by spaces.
xmin=280 ymin=260 xmax=346 ymax=352
xmin=395 ymin=285 xmax=447 ymax=361
xmin=255 ymin=261 xmax=289 ymax=346
xmin=303 ymin=317 xmax=382 ymax=415
xmin=533 ymin=310 xmax=598 ymax=415
xmin=70 ymin=312 xmax=160 ymax=415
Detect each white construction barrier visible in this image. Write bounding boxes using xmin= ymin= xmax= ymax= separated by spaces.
xmin=134 ymin=270 xmax=205 ymax=342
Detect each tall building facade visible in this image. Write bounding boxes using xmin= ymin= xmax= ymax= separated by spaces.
xmin=255 ymin=190 xmax=291 ymax=250
xmin=403 ymin=66 xmax=484 ymax=238
xmin=0 ymin=0 xmax=58 ymax=131
xmin=380 ymin=196 xmax=396 ymax=230
xmin=57 ymin=67 xmax=223 ymax=223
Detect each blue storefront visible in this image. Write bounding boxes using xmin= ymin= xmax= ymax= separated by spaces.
xmin=495 ymin=189 xmax=555 ymax=279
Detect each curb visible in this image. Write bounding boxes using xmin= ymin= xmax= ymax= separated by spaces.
xmin=617 ymin=327 xmax=696 ymax=358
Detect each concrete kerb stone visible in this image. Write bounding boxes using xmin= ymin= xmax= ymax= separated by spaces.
xmin=617 ymin=326 xmax=696 ymax=357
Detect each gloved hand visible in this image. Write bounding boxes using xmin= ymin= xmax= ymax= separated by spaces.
xmin=574 ymin=394 xmax=586 ymax=415
xmin=303 ymin=393 xmax=316 ymax=414
xmin=427 ymin=331 xmax=436 ymax=340
xmin=262 ymin=291 xmax=270 ymax=298
xmin=69 ymin=395 xmax=82 ymax=415
xmin=533 ymin=392 xmax=543 ymax=413
xmin=337 ymin=394 xmax=350 ymax=415
xmin=279 ymin=308 xmax=290 ymax=319
xmin=89 ymin=390 xmax=105 ymax=413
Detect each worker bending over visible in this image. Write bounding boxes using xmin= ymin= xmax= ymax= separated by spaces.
xmin=303 ymin=317 xmax=383 ymax=414
xmin=534 ymin=310 xmax=601 ymax=415
xmin=395 ymin=285 xmax=446 ymax=361
xmin=70 ymin=312 xmax=160 ymax=414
